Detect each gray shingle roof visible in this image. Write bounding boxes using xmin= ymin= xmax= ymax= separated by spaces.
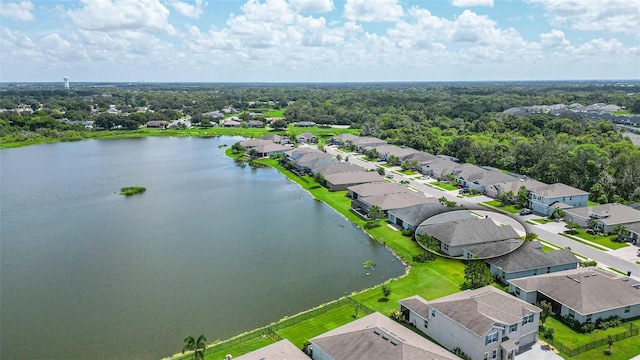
xmin=254 ymin=143 xmax=290 ymax=154
xmin=530 ymin=183 xmax=589 ymax=197
xmin=311 ymin=312 xmax=461 ymax=360
xmin=325 ymin=171 xmax=385 ymax=186
xmin=487 ymin=179 xmax=547 ymax=195
xmin=485 ymin=241 xmax=578 ymax=272
xmin=348 ymin=182 xmax=413 ymax=197
xmin=418 ymin=217 xmax=520 ymax=246
xmin=509 ymin=268 xmax=640 ymax=315
xmin=400 ymin=151 xmax=438 ymax=163
xmin=233 ymin=339 xmax=309 ymax=360
xmin=564 ymin=203 xmax=640 ymax=226
xmin=461 ymin=239 xmax=524 ymax=259
xmin=417 ymin=210 xmax=476 ymax=227
xmin=400 ymin=286 xmax=541 ymax=337
xmin=359 ymin=192 xmax=437 ymax=211
xmin=387 ymin=203 xmax=448 ymax=228
xmin=316 ymin=162 xmax=364 ymax=176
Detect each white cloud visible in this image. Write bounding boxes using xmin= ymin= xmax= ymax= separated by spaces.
xmin=169 ymin=0 xmax=206 ymax=19
xmin=67 ymin=0 xmax=175 ymax=34
xmin=451 ymin=0 xmax=493 ymax=7
xmin=344 ymin=0 xmax=403 ymax=22
xmin=0 ymin=1 xmax=34 ymax=21
xmin=539 ymin=29 xmax=569 ymax=48
xmin=289 ymin=0 xmax=334 ymax=13
xmin=527 ymin=0 xmax=640 ymax=36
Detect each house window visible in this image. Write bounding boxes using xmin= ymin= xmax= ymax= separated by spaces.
xmin=484 ymin=352 xmax=489 ymax=360
xmin=510 ymin=323 xmax=518 ymax=332
xmin=586 ymin=315 xmax=592 ymax=323
xmin=533 ymin=269 xmax=538 ymax=275
xmin=547 ymin=267 xmax=551 ymax=273
xmin=515 ymin=288 xmax=521 ymax=296
xmin=625 ymin=306 xmax=631 ymax=313
xmin=492 ymin=349 xmax=498 ymax=359
xmin=424 ymin=319 xmax=429 ymax=328
xmin=568 ymin=309 xmax=575 ymax=319
xmin=444 ymin=244 xmax=449 ymax=251
xmin=485 ymin=332 xmax=499 ymax=345
xmin=522 ymin=313 xmax=534 ymax=325
xmin=431 ymin=309 xmax=436 ymax=317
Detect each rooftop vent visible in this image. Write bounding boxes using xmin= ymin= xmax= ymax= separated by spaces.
xmin=390 ymin=341 xmax=398 ymax=346
xmin=373 ymin=330 xmax=380 ymax=336
xmin=381 ymin=335 xmax=389 ymax=341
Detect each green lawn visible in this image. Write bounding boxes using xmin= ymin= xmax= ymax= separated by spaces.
xmin=380 ymin=163 xmax=393 ymax=168
xmin=570 ymin=229 xmax=629 ymax=250
xmin=353 ymin=258 xmax=464 ymax=314
xmin=480 ymin=201 xmax=520 ymax=214
xmin=532 ymin=218 xmax=553 ymax=224
xmin=587 ymin=201 xmax=600 ymax=206
xmin=431 ymin=182 xmax=458 ymax=191
xmin=204 ymin=336 xmax=276 ymax=360
xmin=397 ymin=169 xmax=417 ymax=175
xmin=276 ymin=305 xmax=358 ymax=348
xmin=541 ymin=245 xmax=556 ymax=252
xmin=261 ymin=109 xmax=285 ymax=117
xmin=545 ymin=317 xmax=640 ymax=352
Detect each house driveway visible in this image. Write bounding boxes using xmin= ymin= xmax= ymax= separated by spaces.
xmin=516 ymin=342 xmax=563 ymax=360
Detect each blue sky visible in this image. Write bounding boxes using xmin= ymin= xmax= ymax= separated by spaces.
xmin=1 ymin=0 xmax=638 ymax=82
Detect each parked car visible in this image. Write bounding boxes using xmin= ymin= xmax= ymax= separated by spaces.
xmin=519 ymin=209 xmax=532 ymax=216
xmin=458 ymin=188 xmax=470 ymax=194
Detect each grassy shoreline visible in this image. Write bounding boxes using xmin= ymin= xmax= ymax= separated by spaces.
xmin=0 ymin=126 xmax=359 ymax=149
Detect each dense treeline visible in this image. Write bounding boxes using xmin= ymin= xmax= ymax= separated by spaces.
xmin=1 ymin=82 xmax=639 ymax=203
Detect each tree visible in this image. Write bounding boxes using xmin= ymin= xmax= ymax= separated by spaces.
xmin=524 ymin=232 xmax=539 ymax=241
xmin=498 ymin=190 xmax=515 ymax=206
xmin=231 ymin=142 xmax=244 ymax=153
xmin=606 ymin=335 xmax=614 ymax=355
xmin=313 ymin=172 xmax=326 ymax=186
xmin=549 ymin=207 xmax=564 ymax=221
xmin=368 ymin=205 xmax=385 ymax=223
xmin=538 ymin=300 xmax=552 ymax=327
xmin=612 ymin=224 xmax=629 ymax=242
xmin=387 ymin=154 xmax=399 ymax=166
xmin=463 ymin=261 xmax=492 ymax=289
xmin=565 ymin=222 xmax=581 ymax=235
xmin=376 ymin=167 xmax=385 ymax=176
xmin=182 ymin=334 xmax=206 ymax=360
xmin=381 ymin=285 xmax=391 ymax=299
xmin=271 ymin=119 xmax=287 ymax=129
xmin=516 ymin=186 xmax=529 ymax=209
xmin=416 ymin=233 xmax=440 ymax=252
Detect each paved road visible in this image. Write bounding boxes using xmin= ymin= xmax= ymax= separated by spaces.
xmin=323 ymin=145 xmax=640 ymax=279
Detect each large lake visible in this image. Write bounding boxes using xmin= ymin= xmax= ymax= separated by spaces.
xmin=0 ymin=137 xmax=405 ymax=360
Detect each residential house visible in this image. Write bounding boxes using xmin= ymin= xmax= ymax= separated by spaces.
xmin=526 ymin=183 xmax=589 ymax=216
xmin=363 ymin=144 xmax=418 ymax=161
xmin=419 ymin=158 xmax=460 ymax=180
xmin=399 ymin=286 xmax=541 ymax=360
xmin=296 ymin=132 xmax=317 ymax=144
xmin=246 ymin=120 xmax=264 ymax=128
xmin=509 ymin=268 xmax=640 ymax=324
xmin=296 ymin=155 xmax=340 ymax=174
xmin=261 ymin=134 xmax=290 ymax=145
xmin=324 ymin=171 xmax=385 ymax=191
xmin=399 ymin=151 xmax=438 ymax=163
xmin=285 ymin=148 xmax=324 ymax=162
xmin=223 ymin=119 xmax=241 ymax=127
xmin=310 ymin=312 xmax=461 ymax=360
xmin=454 ymin=166 xmax=517 ymax=193
xmin=485 ymin=179 xmax=546 ymax=200
xmin=563 ymin=203 xmax=640 ymax=234
xmin=349 ymin=136 xmax=387 ymax=152
xmin=415 ymin=216 xmax=522 ymax=257
xmin=233 ymin=339 xmax=308 ymax=360
xmin=352 ymin=192 xmax=438 ymax=218
xmin=485 ymin=241 xmax=579 ymax=283
xmin=347 ymin=182 xmax=413 ymax=200
xmin=329 ymin=133 xmax=359 ymax=146
xmin=314 ymin=162 xmax=363 ymax=177
xmin=387 ymin=203 xmax=448 ymax=232
xmin=146 ymin=120 xmax=167 ymax=129
xmin=202 ymin=111 xmax=224 ymax=119
xmin=239 ymin=138 xmax=272 ymax=149
xmin=253 ymin=143 xmax=290 ymax=158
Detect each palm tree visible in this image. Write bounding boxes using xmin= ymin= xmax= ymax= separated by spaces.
xmin=524 ymin=232 xmax=539 ymax=241
xmin=182 ymin=334 xmax=207 ymax=360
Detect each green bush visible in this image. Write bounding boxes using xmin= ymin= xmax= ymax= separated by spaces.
xmin=412 ymin=252 xmax=435 ymax=263
xmin=120 ymin=186 xmax=146 ymax=196
xmin=401 ymin=229 xmax=413 ymax=237
xmin=544 ymin=328 xmax=555 ymax=340
xmin=581 ymin=322 xmax=596 ymax=333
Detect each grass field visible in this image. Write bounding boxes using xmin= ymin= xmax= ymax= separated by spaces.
xmin=546 ymin=317 xmax=640 ymax=360
xmin=431 ymin=181 xmax=457 ymax=191
xmin=204 ymin=336 xmax=276 ymax=360
xmin=531 ymin=218 xmax=553 ymax=224
xmin=275 ymin=305 xmax=358 ymax=348
xmin=480 ymin=201 xmax=520 ymax=214
xmin=570 ymin=229 xmax=629 ymax=250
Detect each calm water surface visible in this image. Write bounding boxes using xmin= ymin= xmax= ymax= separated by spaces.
xmin=0 ymin=137 xmax=405 ymax=360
